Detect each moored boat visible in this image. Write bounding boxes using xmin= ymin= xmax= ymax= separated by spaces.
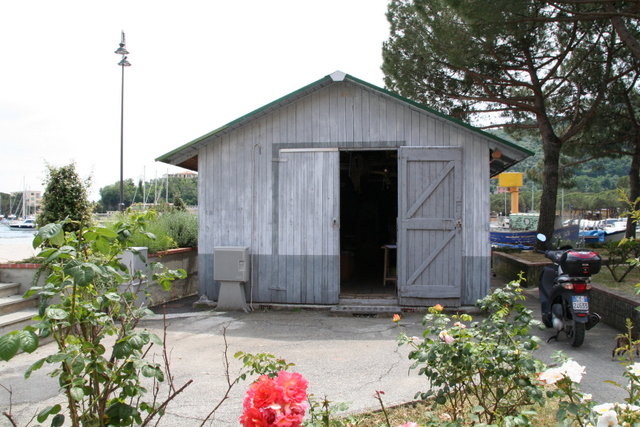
xmin=490 ymin=229 xmax=537 ymax=246
xmin=491 ymin=213 xmax=579 ymax=248
xmin=490 ymin=213 xmax=540 ymax=247
xmin=602 ymin=220 xmax=627 ymax=243
xmin=9 ymin=218 xmax=37 ymax=230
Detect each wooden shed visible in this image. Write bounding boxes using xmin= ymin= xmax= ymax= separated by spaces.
xmin=157 ymin=71 xmax=531 ymax=307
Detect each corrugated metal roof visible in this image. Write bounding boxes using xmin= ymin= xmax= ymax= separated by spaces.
xmin=156 ymin=70 xmax=533 ymax=175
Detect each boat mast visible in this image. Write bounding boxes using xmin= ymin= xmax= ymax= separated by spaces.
xmin=22 ymin=178 xmax=26 ymax=219
xmin=142 ymin=167 xmax=147 ymax=208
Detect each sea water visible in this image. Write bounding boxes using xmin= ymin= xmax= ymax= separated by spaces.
xmin=0 ymin=224 xmax=38 ymax=262
xmin=0 ymin=224 xmax=37 ymax=240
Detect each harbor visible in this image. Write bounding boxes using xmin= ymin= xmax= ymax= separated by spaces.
xmin=0 ymin=223 xmax=38 ymax=263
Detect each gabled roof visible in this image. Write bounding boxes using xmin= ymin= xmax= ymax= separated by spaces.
xmin=156 ymin=70 xmax=533 ymax=175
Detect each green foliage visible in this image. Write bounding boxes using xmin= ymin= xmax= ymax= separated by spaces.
xmin=383 ymin=0 xmax=631 ymax=244
xmin=304 ymin=395 xmax=354 ymax=427
xmin=397 ymin=279 xmax=546 ymax=425
xmin=120 ymin=209 xmax=198 ymax=252
xmin=126 ymin=224 xmax=177 ymax=254
xmin=97 ymin=176 xmax=198 ymax=213
xmin=157 ymin=210 xmax=198 ymax=248
xmin=0 ymin=214 xmax=187 ymax=426
xmin=234 ymin=351 xmax=295 ymax=380
xmin=604 ymin=238 xmax=640 ymax=282
xmin=612 ymin=319 xmax=640 ymax=364
xmin=173 ymin=196 xmax=187 ymax=212
xmin=37 ymin=163 xmax=93 ymax=233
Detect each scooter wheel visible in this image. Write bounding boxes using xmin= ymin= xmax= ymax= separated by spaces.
xmin=568 ymin=322 xmax=585 ymax=348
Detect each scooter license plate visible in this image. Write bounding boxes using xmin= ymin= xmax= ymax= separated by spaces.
xmin=572 ymin=295 xmax=589 ymax=311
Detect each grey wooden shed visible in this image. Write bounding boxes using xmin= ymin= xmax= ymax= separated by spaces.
xmin=157 ymin=71 xmax=531 ymax=307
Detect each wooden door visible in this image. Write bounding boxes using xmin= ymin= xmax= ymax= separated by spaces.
xmin=276 ymin=148 xmax=340 ymax=303
xmin=398 ymin=146 xmax=462 ymax=302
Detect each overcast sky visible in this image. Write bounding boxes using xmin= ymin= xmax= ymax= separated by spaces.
xmin=1 ymin=1 xmax=390 ymax=201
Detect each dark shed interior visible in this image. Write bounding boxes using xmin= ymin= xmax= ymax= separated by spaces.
xmin=339 ymin=150 xmax=398 ymax=296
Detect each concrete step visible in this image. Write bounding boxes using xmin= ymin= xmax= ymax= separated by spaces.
xmin=0 ymin=294 xmax=38 ymax=316
xmin=330 ymin=305 xmax=403 ymax=317
xmin=338 ymin=297 xmax=400 ymax=306
xmin=0 ymin=282 xmax=21 ymax=298
xmin=0 ymin=309 xmax=38 ymax=336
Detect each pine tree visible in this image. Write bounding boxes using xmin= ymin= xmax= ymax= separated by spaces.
xmin=382 ymin=0 xmax=633 ymax=246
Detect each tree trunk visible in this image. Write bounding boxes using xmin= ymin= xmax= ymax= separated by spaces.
xmin=536 ymin=125 xmax=563 ymax=250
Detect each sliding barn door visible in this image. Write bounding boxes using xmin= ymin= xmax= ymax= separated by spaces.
xmin=398 ymin=146 xmax=462 ymax=303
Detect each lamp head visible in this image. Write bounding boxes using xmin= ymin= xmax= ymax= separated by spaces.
xmin=118 ymin=56 xmax=132 ymax=67
xmin=115 ymin=43 xmax=129 ymax=55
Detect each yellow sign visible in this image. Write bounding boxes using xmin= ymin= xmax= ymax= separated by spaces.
xmin=498 ymin=172 xmax=523 ymax=188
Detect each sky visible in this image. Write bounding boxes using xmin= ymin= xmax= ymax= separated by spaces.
xmin=1 ymin=1 xmax=391 ymax=201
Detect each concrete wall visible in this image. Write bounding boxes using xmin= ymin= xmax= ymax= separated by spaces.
xmin=491 ymin=251 xmax=550 ymax=288
xmin=0 ymin=263 xmax=45 ymax=293
xmin=0 ymin=248 xmax=198 ymax=307
xmin=146 ymin=248 xmax=198 ymax=306
xmin=590 ymin=284 xmax=640 ymax=333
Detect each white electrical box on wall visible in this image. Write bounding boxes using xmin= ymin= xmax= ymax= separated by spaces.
xmin=214 ymin=247 xmax=250 ymax=282
xmin=119 ymin=247 xmax=149 ymax=277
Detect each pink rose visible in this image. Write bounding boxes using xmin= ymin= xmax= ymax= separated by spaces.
xmin=240 ymin=371 xmax=308 ymax=427
xmin=275 ymin=371 xmax=308 ymax=403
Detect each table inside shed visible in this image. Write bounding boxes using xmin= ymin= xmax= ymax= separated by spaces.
xmin=381 ymin=244 xmax=397 ymax=287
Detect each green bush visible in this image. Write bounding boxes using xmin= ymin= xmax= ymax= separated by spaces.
xmin=396 ymin=279 xmax=546 ymax=425
xmin=0 ymin=215 xmax=187 ymax=426
xmin=128 ymin=225 xmax=177 ymax=253
xmin=604 ymin=238 xmax=640 ymax=282
xmin=107 ymin=210 xmax=197 ymax=253
xmin=158 ymin=210 xmax=198 ymax=248
xmin=37 ymin=162 xmax=93 ymax=233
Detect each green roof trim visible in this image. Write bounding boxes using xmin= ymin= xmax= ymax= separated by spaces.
xmin=156 ymin=71 xmax=533 ymax=164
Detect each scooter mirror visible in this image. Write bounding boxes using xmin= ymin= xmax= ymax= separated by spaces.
xmin=537 ymin=233 xmax=547 ymax=242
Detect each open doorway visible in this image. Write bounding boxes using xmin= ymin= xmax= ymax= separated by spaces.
xmin=339 ymin=150 xmax=398 ymax=297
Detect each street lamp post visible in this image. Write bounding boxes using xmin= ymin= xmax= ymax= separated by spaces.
xmin=115 ymin=31 xmax=131 ymax=212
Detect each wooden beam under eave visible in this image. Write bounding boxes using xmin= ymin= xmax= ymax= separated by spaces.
xmin=177 ymin=155 xmax=198 ymax=172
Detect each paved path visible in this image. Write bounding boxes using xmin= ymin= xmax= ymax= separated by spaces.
xmin=0 ymin=281 xmax=633 ymax=426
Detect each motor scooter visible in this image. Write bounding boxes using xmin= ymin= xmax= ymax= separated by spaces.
xmin=537 ymin=233 xmax=601 ymax=347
